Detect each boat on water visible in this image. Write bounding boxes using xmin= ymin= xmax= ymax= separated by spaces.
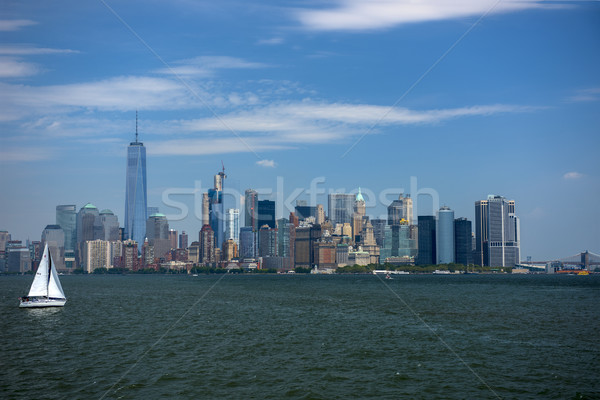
xmin=19 ymin=244 xmax=66 ymax=308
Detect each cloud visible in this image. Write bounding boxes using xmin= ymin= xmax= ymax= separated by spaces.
xmin=180 ymin=102 xmax=530 ymax=138
xmin=147 ymin=138 xmax=290 ymax=156
xmin=156 ymin=56 xmax=268 ymax=77
xmin=566 ymin=87 xmax=600 ymax=103
xmin=563 ymin=172 xmax=583 ymax=180
xmin=1 ymin=76 xmax=191 ymax=113
xmin=0 ymin=20 xmax=37 ymax=32
xmin=256 ymin=159 xmax=276 ymax=168
xmin=294 ymin=0 xmax=556 ymax=31
xmin=256 ymin=37 xmax=284 ymax=45
xmin=0 ymin=57 xmax=39 ymax=78
xmin=0 ymin=45 xmax=79 ymax=55
xmin=0 ymin=147 xmax=54 ymax=162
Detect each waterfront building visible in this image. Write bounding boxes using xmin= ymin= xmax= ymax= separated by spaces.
xmin=314 ymin=239 xmax=336 ymax=269
xmin=122 ymin=239 xmax=139 ymax=270
xmin=454 ymin=218 xmax=473 ymax=265
xmin=188 ymin=241 xmax=200 ymax=264
xmin=124 ymin=117 xmax=147 ymax=253
xmin=146 ymin=213 xmax=170 ymax=259
xmin=474 ymin=195 xmax=520 ymax=267
xmin=257 ymin=200 xmax=276 ymax=229
xmin=7 ymin=247 xmax=31 ymax=273
xmin=222 ymin=239 xmax=238 ymax=261
xmin=83 ymin=239 xmax=112 ymax=273
xmin=328 ymin=193 xmax=355 ymax=226
xmin=41 ymin=224 xmax=65 ymax=271
xmin=417 ymin=216 xmax=436 ymax=265
xmin=336 ymin=243 xmax=349 ymax=267
xmin=258 ymin=225 xmax=278 ymax=258
xmin=436 ymin=206 xmax=455 ymax=264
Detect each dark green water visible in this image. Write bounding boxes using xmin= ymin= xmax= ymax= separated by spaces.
xmin=1 ymin=274 xmax=598 ymax=399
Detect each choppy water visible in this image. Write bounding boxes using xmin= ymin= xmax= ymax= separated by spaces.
xmin=1 ymin=274 xmax=598 ymax=399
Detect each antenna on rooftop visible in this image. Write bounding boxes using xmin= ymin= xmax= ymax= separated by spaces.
xmin=135 ymin=110 xmax=139 ymax=143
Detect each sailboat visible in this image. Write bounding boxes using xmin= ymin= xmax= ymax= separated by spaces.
xmin=19 ymin=244 xmax=66 ymax=308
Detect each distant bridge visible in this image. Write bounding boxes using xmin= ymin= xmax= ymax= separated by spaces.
xmin=526 ymin=251 xmax=600 ymax=270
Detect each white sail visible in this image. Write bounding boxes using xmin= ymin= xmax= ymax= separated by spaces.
xmin=48 ymin=255 xmax=66 ymax=299
xmin=28 ymin=244 xmax=50 ymax=297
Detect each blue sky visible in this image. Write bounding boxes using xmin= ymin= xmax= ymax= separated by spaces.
xmin=1 ymin=0 xmax=598 ymax=260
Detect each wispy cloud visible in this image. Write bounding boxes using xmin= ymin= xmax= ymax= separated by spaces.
xmin=0 ymin=57 xmax=39 ymax=78
xmin=0 ymin=147 xmax=54 ymax=162
xmin=156 ymin=56 xmax=268 ymax=77
xmin=295 ymin=0 xmax=559 ymax=31
xmin=0 ymin=45 xmax=79 ymax=55
xmin=1 ymin=76 xmax=191 ymax=114
xmin=256 ymin=159 xmax=276 ymax=168
xmin=256 ymin=37 xmax=284 ymax=45
xmin=563 ymin=171 xmax=583 ymax=180
xmin=0 ymin=19 xmax=37 ymax=32
xmin=566 ymin=87 xmax=600 ymax=103
xmin=147 ymin=138 xmax=289 ymax=156
xmin=180 ymin=102 xmax=531 ymax=136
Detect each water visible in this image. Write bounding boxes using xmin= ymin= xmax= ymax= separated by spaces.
xmin=1 ymin=274 xmax=598 ymax=399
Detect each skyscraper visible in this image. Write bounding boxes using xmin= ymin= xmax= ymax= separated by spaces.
xmin=436 ymin=206 xmax=455 ymax=264
xmin=146 ymin=213 xmax=170 ymax=259
xmin=56 ymin=205 xmax=76 ymax=253
xmin=417 ymin=216 xmax=436 ymax=265
xmin=328 ymin=193 xmax=355 ymax=226
xmin=387 ymin=194 xmax=413 ymax=225
xmin=239 ymin=226 xmax=255 ymax=258
xmin=208 ymin=167 xmax=226 ymax=248
xmin=474 ymin=195 xmax=520 ymax=267
xmin=41 ymin=224 xmax=65 ymax=271
xmin=179 ymin=231 xmax=188 ymax=249
xmin=244 ymin=189 xmax=258 ymax=231
xmin=99 ymin=209 xmax=120 ymax=241
xmin=225 ymin=208 xmax=240 ymax=245
xmin=454 ymin=218 xmax=473 ymax=265
xmin=124 ymin=115 xmax=147 ymax=252
xmin=257 ymin=200 xmax=276 ymax=229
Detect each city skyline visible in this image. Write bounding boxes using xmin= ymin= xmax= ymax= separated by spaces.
xmin=1 ymin=1 xmax=598 ymax=260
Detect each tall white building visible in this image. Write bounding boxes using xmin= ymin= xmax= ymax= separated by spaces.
xmin=225 ymin=208 xmax=240 ymax=245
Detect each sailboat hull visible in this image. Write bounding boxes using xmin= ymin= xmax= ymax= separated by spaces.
xmin=19 ymin=298 xmax=66 ymax=308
